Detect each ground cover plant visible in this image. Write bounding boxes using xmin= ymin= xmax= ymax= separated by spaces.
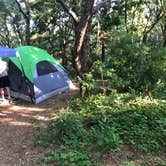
xmin=36 ymin=93 xmax=166 ymax=165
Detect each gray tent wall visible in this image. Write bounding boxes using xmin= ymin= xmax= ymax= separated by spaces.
xmin=8 ymin=59 xmax=70 ymax=104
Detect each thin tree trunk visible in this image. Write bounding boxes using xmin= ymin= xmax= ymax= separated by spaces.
xmin=142 ymin=11 xmax=165 ymax=44
xmin=15 ymin=0 xmax=31 ymax=45
xmin=101 ymin=41 xmax=105 ymax=62
xmin=163 ymin=21 xmax=166 ymax=47
xmin=124 ymin=0 xmax=128 ymax=32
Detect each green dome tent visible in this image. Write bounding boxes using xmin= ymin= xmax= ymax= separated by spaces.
xmin=8 ymin=46 xmax=71 ymax=104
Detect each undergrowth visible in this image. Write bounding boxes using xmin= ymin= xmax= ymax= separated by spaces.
xmin=35 ymin=93 xmax=166 ymax=165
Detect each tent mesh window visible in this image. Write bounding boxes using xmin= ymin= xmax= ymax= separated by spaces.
xmin=8 ymin=60 xmax=34 ymax=95
xmin=37 ymin=60 xmax=58 ymax=76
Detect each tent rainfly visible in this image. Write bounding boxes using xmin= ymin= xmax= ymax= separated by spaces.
xmin=0 ymin=46 xmax=18 ymax=58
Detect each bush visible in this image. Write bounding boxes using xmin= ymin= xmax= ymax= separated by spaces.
xmin=106 ymin=31 xmax=166 ymax=92
xmin=47 ymin=113 xmax=87 ymax=148
xmin=44 ymin=147 xmax=91 ymax=166
xmin=36 ymin=93 xmax=166 ymax=164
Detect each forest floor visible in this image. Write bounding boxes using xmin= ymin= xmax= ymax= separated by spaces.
xmin=0 ymin=87 xmax=165 ymax=166
xmin=0 ymin=89 xmax=78 ymax=166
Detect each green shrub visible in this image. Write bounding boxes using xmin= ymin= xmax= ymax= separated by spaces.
xmin=113 ymin=110 xmax=166 ymax=153
xmin=44 ymin=146 xmax=91 ymax=166
xmin=48 ymin=113 xmax=87 ymax=148
xmin=36 ymin=93 xmax=166 ymax=164
xmin=90 ymin=125 xmax=122 ymax=152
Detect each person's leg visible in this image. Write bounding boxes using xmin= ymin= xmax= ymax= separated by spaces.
xmin=0 ymin=77 xmax=5 ymax=99
xmin=0 ymin=88 xmax=5 ymax=100
xmin=6 ymin=87 xmax=12 ymax=100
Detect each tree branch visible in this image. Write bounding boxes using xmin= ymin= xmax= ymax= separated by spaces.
xmin=14 ymin=0 xmax=28 ymax=20
xmin=56 ymin=0 xmax=79 ymax=23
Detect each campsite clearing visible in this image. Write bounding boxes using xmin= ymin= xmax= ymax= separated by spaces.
xmin=0 ymin=89 xmax=77 ymax=166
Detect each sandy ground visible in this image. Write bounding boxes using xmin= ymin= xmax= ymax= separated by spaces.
xmin=0 ymin=90 xmax=78 ymax=166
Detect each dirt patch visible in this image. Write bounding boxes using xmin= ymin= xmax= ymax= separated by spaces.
xmin=103 ymin=145 xmax=166 ymax=166
xmin=0 ymin=89 xmax=78 ymax=166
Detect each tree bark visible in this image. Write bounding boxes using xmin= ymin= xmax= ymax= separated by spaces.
xmin=101 ymin=41 xmax=105 ymax=62
xmin=161 ymin=19 xmax=166 ymax=47
xmin=57 ymin=0 xmax=110 ymax=95
xmin=57 ymin=0 xmax=95 ymax=94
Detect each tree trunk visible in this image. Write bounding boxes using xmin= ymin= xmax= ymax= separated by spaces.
xmin=62 ymin=45 xmax=68 ymax=67
xmin=57 ymin=0 xmax=95 ymax=94
xmin=71 ymin=1 xmax=95 ymax=94
xmin=24 ymin=0 xmax=31 ymax=45
xmin=163 ymin=21 xmax=166 ymax=47
xmin=81 ymin=24 xmax=92 ymax=73
xmin=25 ymin=14 xmax=30 ymax=45
xmin=15 ymin=0 xmax=31 ymax=45
xmin=101 ymin=41 xmax=105 ymax=62
xmin=142 ymin=11 xmax=165 ymax=44
xmin=124 ymin=0 xmax=128 ymax=32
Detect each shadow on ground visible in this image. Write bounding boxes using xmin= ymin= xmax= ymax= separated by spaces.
xmin=0 ymin=89 xmax=78 ymax=166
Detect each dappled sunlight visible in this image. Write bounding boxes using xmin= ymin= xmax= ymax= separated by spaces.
xmin=8 ymin=121 xmax=32 ymax=126
xmin=11 ymin=105 xmax=45 ymax=112
xmin=0 ymin=113 xmax=32 ymax=126
xmin=0 ymin=103 xmax=49 ymax=127
xmin=33 ymin=115 xmax=49 ymax=122
xmin=13 ymin=112 xmax=33 ymax=118
xmin=0 ymin=112 xmax=6 ymax=117
xmin=0 ymin=102 xmax=48 ymax=165
xmin=0 ymin=89 xmax=78 ymax=165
